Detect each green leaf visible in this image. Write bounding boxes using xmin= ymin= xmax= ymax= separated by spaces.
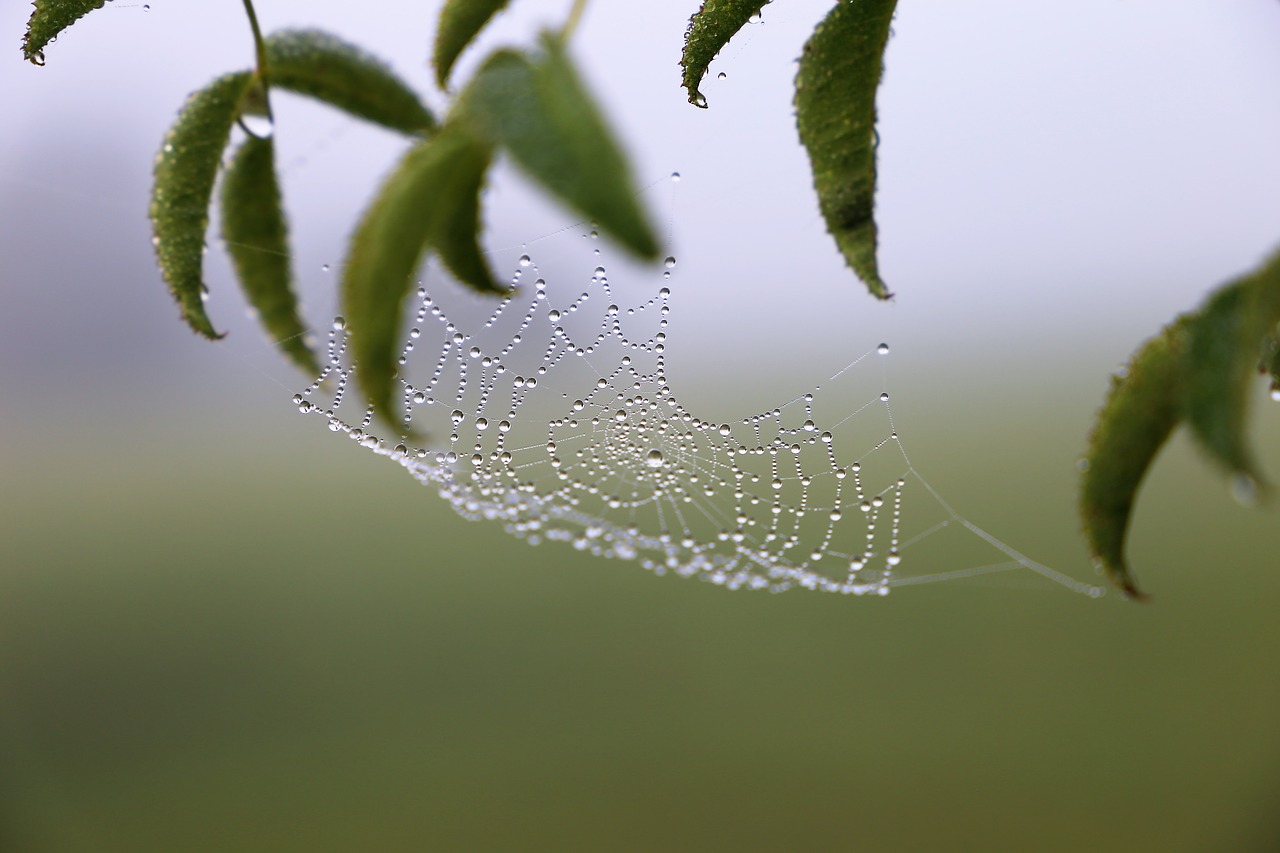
xmin=342 ymin=126 xmax=500 ymax=425
xmin=264 ymin=29 xmax=436 ymax=134
xmin=433 ymin=0 xmax=511 ymax=89
xmin=151 ymin=71 xmax=255 ymax=340
xmin=680 ymin=0 xmax=770 ymax=108
xmin=458 ymin=36 xmax=660 ymax=260
xmin=219 ymin=135 xmax=320 ymax=375
xmin=1079 ymin=245 xmax=1280 ymax=599
xmin=431 ymin=150 xmax=502 ymax=299
xmin=794 ymin=0 xmax=899 ymax=300
xmin=22 ymin=0 xmax=106 ymax=64
xmin=1183 ymin=247 xmax=1280 ymax=494
xmin=1079 ymin=318 xmax=1190 ymax=601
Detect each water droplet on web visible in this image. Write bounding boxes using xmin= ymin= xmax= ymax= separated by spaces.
xmin=670 ymin=171 xmax=681 ymax=182
xmin=664 ymin=256 xmax=677 ymax=269
xmin=717 ymin=72 xmax=727 ymax=80
xmin=877 ymin=343 xmax=890 ymax=355
xmin=879 ymin=392 xmax=889 ymax=402
xmin=646 ymin=449 xmax=664 ymax=467
xmin=518 ymin=254 xmax=532 ymax=267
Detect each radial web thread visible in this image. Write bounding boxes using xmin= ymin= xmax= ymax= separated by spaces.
xmin=293 ymin=249 xmax=1103 ymax=599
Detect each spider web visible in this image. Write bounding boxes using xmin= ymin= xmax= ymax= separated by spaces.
xmin=293 ymin=236 xmax=1103 ymax=599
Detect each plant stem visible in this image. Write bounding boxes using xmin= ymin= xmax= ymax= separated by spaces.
xmin=241 ymin=0 xmax=273 ymax=120
xmin=561 ymin=0 xmax=590 ymax=41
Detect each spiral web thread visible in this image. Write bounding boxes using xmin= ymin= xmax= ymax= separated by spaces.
xmin=293 ymin=248 xmax=1102 ymax=598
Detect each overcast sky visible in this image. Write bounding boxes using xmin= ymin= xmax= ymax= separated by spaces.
xmin=3 ymin=0 xmax=1280 ymax=420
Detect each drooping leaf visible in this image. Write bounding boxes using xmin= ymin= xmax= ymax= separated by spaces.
xmin=1080 ymin=246 xmax=1280 ymax=599
xmin=794 ymin=0 xmax=899 ymax=300
xmin=265 ymin=29 xmax=435 ymax=135
xmin=459 ymin=35 xmax=660 ymax=260
xmin=1080 ymin=318 xmax=1190 ymax=601
xmin=151 ymin=71 xmax=255 ymax=339
xmin=22 ymin=0 xmax=105 ymax=64
xmin=1183 ymin=247 xmax=1280 ymax=494
xmin=431 ymin=149 xmax=501 ymax=298
xmin=219 ymin=135 xmax=319 ymax=375
xmin=342 ymin=126 xmax=500 ymax=425
xmin=680 ymin=0 xmax=770 ymax=107
xmin=433 ymin=0 xmax=511 ymax=89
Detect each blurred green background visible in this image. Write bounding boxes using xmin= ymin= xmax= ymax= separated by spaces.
xmin=4 ymin=398 xmax=1280 ymax=852
xmin=4 ymin=1 xmax=1280 ymax=850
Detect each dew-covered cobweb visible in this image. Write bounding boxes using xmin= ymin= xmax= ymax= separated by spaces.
xmin=292 ymin=232 xmax=1103 ymax=599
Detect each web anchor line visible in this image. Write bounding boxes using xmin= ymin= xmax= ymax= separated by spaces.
xmin=293 ymin=246 xmax=1104 ymax=599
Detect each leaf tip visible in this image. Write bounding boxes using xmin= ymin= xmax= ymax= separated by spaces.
xmin=1089 ymin=556 xmax=1150 ymax=603
xmin=1123 ymin=583 xmax=1153 ymax=603
xmin=186 ymin=310 xmax=227 ymax=341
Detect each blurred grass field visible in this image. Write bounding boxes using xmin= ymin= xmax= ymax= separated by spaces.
xmin=3 ymin=396 xmax=1278 ymax=852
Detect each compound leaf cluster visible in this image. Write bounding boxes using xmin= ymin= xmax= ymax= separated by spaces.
xmin=21 ymin=1 xmax=1279 ymax=599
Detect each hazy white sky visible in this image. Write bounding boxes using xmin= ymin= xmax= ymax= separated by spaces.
xmin=3 ymin=0 xmax=1280 ymax=411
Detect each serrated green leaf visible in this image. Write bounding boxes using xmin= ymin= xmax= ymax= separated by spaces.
xmin=431 ymin=152 xmax=501 ymax=299
xmin=219 ymin=136 xmax=319 ymax=375
xmin=151 ymin=71 xmax=255 ymax=340
xmin=22 ymin=0 xmax=106 ymax=64
xmin=458 ymin=36 xmax=660 ymax=261
xmin=1081 ymin=247 xmax=1280 ymax=599
xmin=795 ymin=0 xmax=898 ymax=300
xmin=433 ymin=0 xmax=511 ymax=89
xmin=680 ymin=0 xmax=770 ymax=108
xmin=342 ymin=126 xmax=500 ymax=425
xmin=264 ymin=29 xmax=435 ymax=134
xmin=1080 ymin=319 xmax=1190 ymax=601
xmin=1183 ymin=247 xmax=1280 ymax=492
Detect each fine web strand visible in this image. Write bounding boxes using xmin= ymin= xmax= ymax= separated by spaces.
xmin=292 ymin=227 xmax=1104 ymax=599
